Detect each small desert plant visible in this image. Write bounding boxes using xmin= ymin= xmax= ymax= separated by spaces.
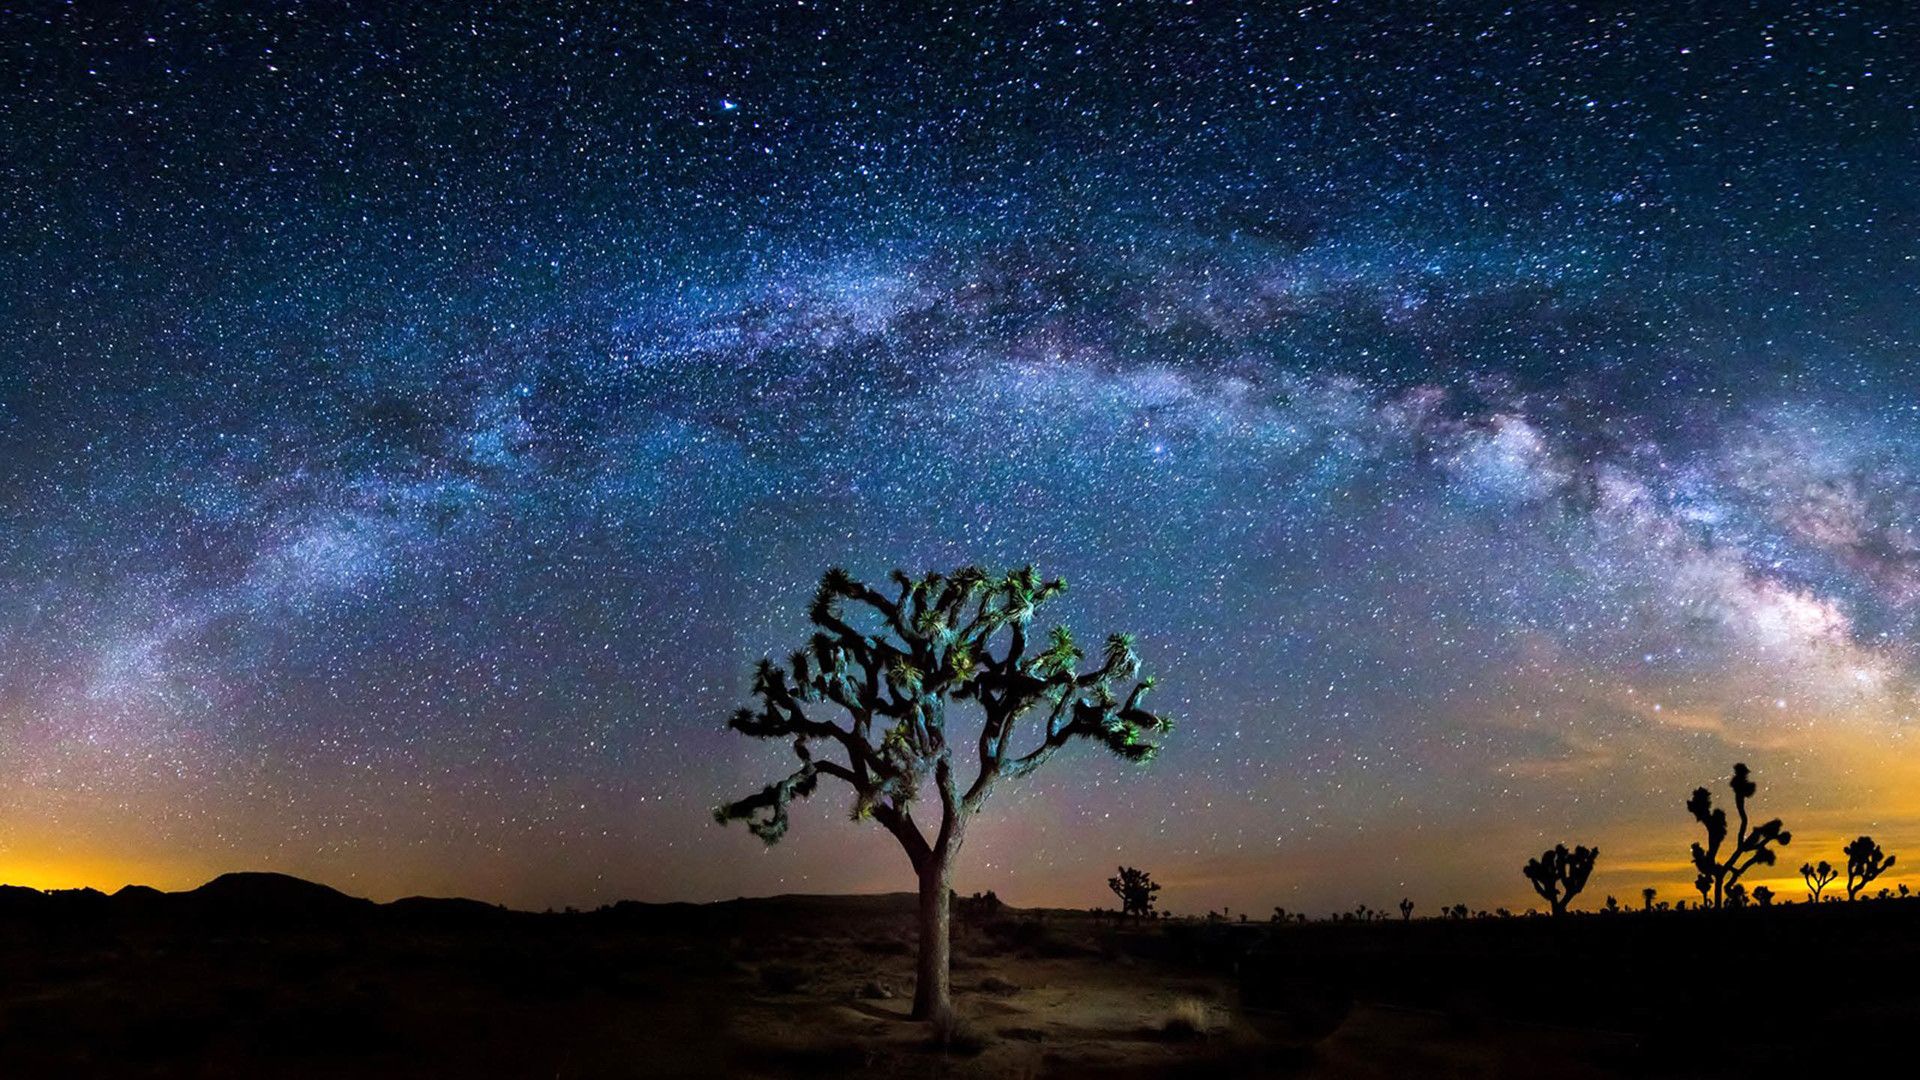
xmin=1109 ymin=866 xmax=1162 ymax=918
xmin=1522 ymin=843 xmax=1598 ymax=915
xmin=1161 ymin=997 xmax=1213 ymax=1041
xmin=1844 ymin=835 xmax=1895 ymax=900
xmin=1801 ymin=860 xmax=1837 ymax=903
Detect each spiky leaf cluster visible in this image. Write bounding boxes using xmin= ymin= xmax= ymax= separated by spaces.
xmin=715 ymin=565 xmax=1171 ymax=863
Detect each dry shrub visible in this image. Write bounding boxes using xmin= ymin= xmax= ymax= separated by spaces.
xmin=1160 ymin=997 xmax=1213 ymax=1041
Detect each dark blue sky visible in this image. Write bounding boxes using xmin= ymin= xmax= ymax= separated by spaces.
xmin=2 ymin=2 xmax=1917 ymax=912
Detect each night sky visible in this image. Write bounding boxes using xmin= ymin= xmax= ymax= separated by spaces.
xmin=3 ymin=2 xmax=1918 ymax=915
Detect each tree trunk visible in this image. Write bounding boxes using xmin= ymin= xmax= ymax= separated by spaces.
xmin=911 ymin=858 xmax=953 ymax=1026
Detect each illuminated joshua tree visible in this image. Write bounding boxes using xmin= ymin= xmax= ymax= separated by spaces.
xmin=715 ymin=566 xmax=1170 ymax=1027
xmin=1522 ymin=844 xmax=1598 ymax=916
xmin=1844 ymin=836 xmax=1895 ymax=901
xmin=1686 ymin=763 xmax=1791 ymax=910
xmin=1108 ymin=866 xmax=1162 ymax=918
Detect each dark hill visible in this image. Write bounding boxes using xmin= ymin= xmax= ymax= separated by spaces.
xmin=184 ymin=872 xmax=377 ymax=920
xmin=385 ymin=895 xmax=512 ymax=923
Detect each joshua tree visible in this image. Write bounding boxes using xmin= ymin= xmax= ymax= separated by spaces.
xmin=1522 ymin=843 xmax=1599 ymax=916
xmin=1802 ymin=860 xmax=1838 ymax=903
xmin=1642 ymin=887 xmax=1656 ymax=911
xmin=1109 ymin=866 xmax=1161 ymax=918
xmin=1726 ymin=883 xmax=1749 ymax=909
xmin=1686 ymin=763 xmax=1791 ymax=909
xmin=1604 ymin=895 xmax=1620 ymax=914
xmin=715 ymin=565 xmax=1169 ymax=1027
xmin=1399 ymin=897 xmax=1414 ymax=921
xmin=1752 ymin=885 xmax=1775 ymax=907
xmin=1844 ymin=835 xmax=1895 ymax=900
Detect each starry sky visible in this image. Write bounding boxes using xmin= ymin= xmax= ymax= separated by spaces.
xmin=2 ymin=2 xmax=1918 ymax=914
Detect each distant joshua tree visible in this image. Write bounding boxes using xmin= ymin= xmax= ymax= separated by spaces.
xmin=1399 ymin=898 xmax=1414 ymax=921
xmin=1448 ymin=903 xmax=1469 ymax=920
xmin=1687 ymin=763 xmax=1791 ymax=910
xmin=1726 ymin=883 xmax=1749 ymax=909
xmin=1603 ymin=895 xmax=1620 ymax=914
xmin=1522 ymin=844 xmax=1599 ymax=916
xmin=1752 ymin=885 xmax=1775 ymax=907
xmin=715 ymin=565 xmax=1170 ymax=1027
xmin=1642 ymin=887 xmax=1656 ymax=911
xmin=1802 ymin=860 xmax=1838 ymax=904
xmin=1844 ymin=836 xmax=1896 ymax=900
xmin=1108 ymin=866 xmax=1162 ymax=919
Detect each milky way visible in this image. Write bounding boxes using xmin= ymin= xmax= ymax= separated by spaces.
xmin=3 ymin=3 xmax=1918 ymax=912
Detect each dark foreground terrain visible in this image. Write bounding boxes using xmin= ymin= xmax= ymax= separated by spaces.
xmin=0 ymin=875 xmax=1913 ymax=1077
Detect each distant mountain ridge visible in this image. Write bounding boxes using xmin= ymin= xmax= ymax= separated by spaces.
xmin=0 ymin=871 xmax=508 ymax=924
xmin=0 ymin=873 xmax=938 ymax=926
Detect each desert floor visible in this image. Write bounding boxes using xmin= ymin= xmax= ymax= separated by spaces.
xmin=0 ymin=877 xmax=1910 ymax=1076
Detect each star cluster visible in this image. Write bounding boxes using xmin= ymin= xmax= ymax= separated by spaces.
xmin=2 ymin=2 xmax=1917 ymax=912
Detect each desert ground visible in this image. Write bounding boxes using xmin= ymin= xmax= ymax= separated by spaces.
xmin=0 ymin=874 xmax=1911 ymax=1077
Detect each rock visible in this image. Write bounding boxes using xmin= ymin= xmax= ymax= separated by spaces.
xmin=979 ymin=975 xmax=1020 ymax=995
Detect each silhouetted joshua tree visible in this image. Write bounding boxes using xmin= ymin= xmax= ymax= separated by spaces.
xmin=1844 ymin=835 xmax=1896 ymax=900
xmin=1642 ymin=887 xmax=1656 ymax=911
xmin=1399 ymin=897 xmax=1414 ymax=921
xmin=1801 ymin=860 xmax=1837 ymax=903
xmin=1686 ymin=763 xmax=1791 ymax=909
xmin=1522 ymin=843 xmax=1598 ymax=916
xmin=1109 ymin=866 xmax=1162 ymax=918
xmin=1752 ymin=885 xmax=1774 ymax=907
xmin=714 ymin=565 xmax=1169 ymax=1027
